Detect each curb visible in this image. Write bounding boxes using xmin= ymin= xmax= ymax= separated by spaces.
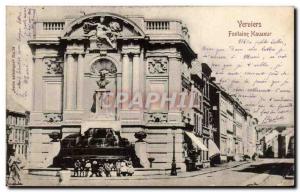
xmin=69 ymin=161 xmax=251 ymax=181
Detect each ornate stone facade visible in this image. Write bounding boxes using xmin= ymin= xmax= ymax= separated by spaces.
xmin=147 ymin=112 xmax=168 ymax=123
xmin=44 ymin=58 xmax=63 ymax=75
xmin=44 ymin=113 xmax=62 ymax=122
xmin=28 ymin=12 xmax=197 ymax=170
xmin=147 ymin=57 xmax=168 ymax=74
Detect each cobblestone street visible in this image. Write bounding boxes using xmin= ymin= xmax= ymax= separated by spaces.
xmin=18 ymin=158 xmax=294 ymax=187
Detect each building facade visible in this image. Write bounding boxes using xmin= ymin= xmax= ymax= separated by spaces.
xmin=27 ymin=12 xmax=200 ymax=170
xmin=211 ymin=83 xmax=256 ymax=163
xmin=244 ymin=115 xmax=258 ymax=157
xmin=200 ymin=63 xmax=216 ymax=165
xmin=257 ymin=124 xmax=294 ymax=158
xmin=26 ymin=12 xmax=259 ymax=171
xmin=233 ymin=100 xmax=247 ymax=160
xmin=6 ymin=98 xmax=30 ymax=161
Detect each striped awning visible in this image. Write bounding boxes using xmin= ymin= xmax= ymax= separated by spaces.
xmin=209 ymin=139 xmax=220 ymax=158
xmin=185 ymin=132 xmax=208 ymax=151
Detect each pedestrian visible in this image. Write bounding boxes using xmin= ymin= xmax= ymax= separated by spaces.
xmin=116 ymin=160 xmax=121 ymax=177
xmin=110 ymin=162 xmax=115 ymax=171
xmin=98 ymin=163 xmax=104 ymax=177
xmin=127 ymin=158 xmax=133 ymax=166
xmin=85 ymin=160 xmax=91 ymax=177
xmin=90 ymin=160 xmax=98 ymax=177
xmin=80 ymin=158 xmax=86 ymax=177
xmin=7 ymin=151 xmax=22 ymax=185
xmin=127 ymin=163 xmax=134 ymax=176
xmin=104 ymin=160 xmax=111 ymax=177
xmin=120 ymin=160 xmax=128 ymax=176
xmin=73 ymin=160 xmax=81 ymax=177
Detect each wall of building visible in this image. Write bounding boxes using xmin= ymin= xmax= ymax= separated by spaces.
xmin=27 ymin=13 xmax=197 ymax=171
xmin=7 ymin=112 xmax=29 ymax=159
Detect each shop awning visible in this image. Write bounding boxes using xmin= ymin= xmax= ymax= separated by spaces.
xmin=209 ymin=139 xmax=220 ymax=158
xmin=185 ymin=132 xmax=208 ymax=151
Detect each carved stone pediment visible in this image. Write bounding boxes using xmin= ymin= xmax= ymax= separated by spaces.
xmin=64 ymin=14 xmax=144 ymax=50
xmin=83 ymin=16 xmax=122 ymax=49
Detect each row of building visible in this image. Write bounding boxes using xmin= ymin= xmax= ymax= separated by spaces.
xmin=9 ymin=12 xmax=261 ymax=171
xmin=256 ymin=124 xmax=294 ymax=159
xmin=186 ymin=61 xmax=258 ymax=168
xmin=6 ymin=97 xmax=30 ymax=164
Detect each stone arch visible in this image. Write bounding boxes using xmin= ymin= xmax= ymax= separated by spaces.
xmin=87 ymin=56 xmax=119 ymax=114
xmin=88 ymin=55 xmax=122 ymax=74
xmin=90 ymin=58 xmax=117 ymax=75
xmin=63 ymin=12 xmax=145 ymax=37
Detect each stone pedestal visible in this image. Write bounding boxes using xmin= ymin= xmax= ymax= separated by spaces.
xmin=81 ymin=120 xmax=121 ymax=135
xmin=44 ymin=141 xmax=61 ymax=167
xmin=95 ymin=89 xmax=111 ymax=115
xmin=59 ymin=170 xmax=71 ymax=185
xmin=135 ymin=141 xmax=150 ymax=168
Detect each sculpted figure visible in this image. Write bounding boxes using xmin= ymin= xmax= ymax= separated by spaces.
xmin=83 ymin=17 xmax=121 ymax=48
xmin=96 ymin=70 xmax=110 ymax=89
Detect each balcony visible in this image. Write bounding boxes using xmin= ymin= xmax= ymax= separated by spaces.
xmin=146 ymin=21 xmax=170 ymax=30
xmin=34 ymin=21 xmax=65 ymax=39
xmin=144 ymin=20 xmax=190 ymax=43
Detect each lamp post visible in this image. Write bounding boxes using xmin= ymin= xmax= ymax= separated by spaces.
xmin=170 ymin=127 xmax=177 ymax=176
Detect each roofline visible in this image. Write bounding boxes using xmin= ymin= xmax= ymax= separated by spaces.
xmin=62 ymin=12 xmax=146 ymax=38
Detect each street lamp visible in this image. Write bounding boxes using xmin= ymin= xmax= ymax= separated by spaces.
xmin=170 ymin=127 xmax=177 ymax=176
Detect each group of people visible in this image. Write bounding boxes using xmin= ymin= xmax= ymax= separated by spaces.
xmin=73 ymin=158 xmax=134 ymax=177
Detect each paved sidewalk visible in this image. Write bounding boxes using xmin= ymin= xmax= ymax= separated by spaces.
xmin=18 ymin=160 xmax=253 ymax=186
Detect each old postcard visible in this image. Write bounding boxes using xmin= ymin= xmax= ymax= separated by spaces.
xmin=6 ymin=6 xmax=294 ymax=187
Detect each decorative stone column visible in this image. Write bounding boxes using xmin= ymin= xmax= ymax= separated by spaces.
xmin=122 ymin=53 xmax=129 ymax=109
xmin=32 ymin=57 xmax=44 ymax=112
xmin=132 ymin=54 xmax=140 ymax=95
xmin=66 ymin=54 xmax=76 ymax=110
xmin=77 ymin=53 xmax=84 ymax=110
xmin=168 ymin=57 xmax=182 ymax=122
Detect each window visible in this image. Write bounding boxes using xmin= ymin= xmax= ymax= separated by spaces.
xmin=207 ymin=82 xmax=209 ymax=98
xmin=17 ymin=129 xmax=20 ymax=142
xmin=25 ymin=146 xmax=27 ymax=158
xmin=22 ymin=130 xmax=25 ymax=142
xmin=198 ymin=96 xmax=201 ymax=110
xmin=206 ymin=139 xmax=209 ymax=160
xmin=205 ymin=108 xmax=207 ymax=127
xmin=194 ymin=113 xmax=197 ymax=132
xmin=14 ymin=129 xmax=17 ymax=140
xmin=196 ymin=114 xmax=199 ymax=133
xmin=198 ymin=116 xmax=202 ymax=134
xmin=204 ymin=81 xmax=207 ymax=97
xmin=202 ymin=109 xmax=205 ymax=125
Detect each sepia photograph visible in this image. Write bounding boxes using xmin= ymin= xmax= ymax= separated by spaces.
xmin=5 ymin=6 xmax=295 ymax=187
